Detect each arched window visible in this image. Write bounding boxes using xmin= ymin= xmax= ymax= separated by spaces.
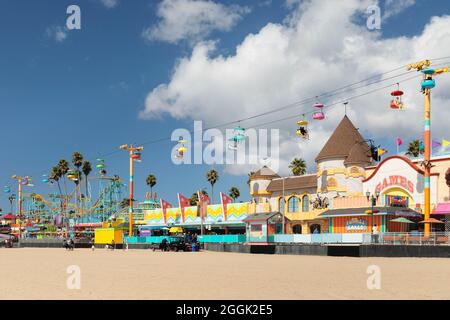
xmin=278 ymin=198 xmax=285 ymax=213
xmin=293 ymin=224 xmax=302 ymax=234
xmin=288 ymin=197 xmax=299 ymax=213
xmin=302 ymin=195 xmax=309 ymax=212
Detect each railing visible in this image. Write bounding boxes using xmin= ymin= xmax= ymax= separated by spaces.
xmin=272 ymin=232 xmax=450 ymax=246
xmin=198 ymin=235 xmax=246 ymax=243
xmin=362 ymin=232 xmax=450 ymax=246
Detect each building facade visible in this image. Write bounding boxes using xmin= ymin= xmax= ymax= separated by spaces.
xmin=248 ymin=115 xmax=450 ymax=234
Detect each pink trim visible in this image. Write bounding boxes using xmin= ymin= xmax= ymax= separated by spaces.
xmin=364 ymin=156 xmax=439 ymax=183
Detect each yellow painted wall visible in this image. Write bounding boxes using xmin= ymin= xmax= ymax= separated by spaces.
xmin=95 ymin=228 xmax=123 ymax=245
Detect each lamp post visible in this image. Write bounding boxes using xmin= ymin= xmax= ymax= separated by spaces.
xmin=12 ymin=175 xmax=32 ymax=238
xmin=119 ymin=144 xmax=144 ymax=237
xmin=366 ymin=191 xmax=380 ymax=236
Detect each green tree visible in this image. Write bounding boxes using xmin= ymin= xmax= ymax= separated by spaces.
xmin=146 ymin=174 xmax=157 ymax=195
xmin=406 ymin=140 xmax=421 ymax=158
xmin=50 ymin=166 xmax=63 ymax=211
xmin=82 ymin=161 xmax=92 ymax=211
xmin=206 ymin=169 xmax=219 ymax=203
xmin=228 ymin=187 xmax=240 ymax=202
xmin=289 ymin=158 xmax=307 ymax=176
xmin=57 ymin=159 xmax=69 ymax=197
xmin=72 ymin=152 xmax=84 ymax=184
xmin=190 ymin=190 xmax=209 ymax=206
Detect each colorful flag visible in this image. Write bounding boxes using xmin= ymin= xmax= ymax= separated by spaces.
xmin=396 ymin=137 xmax=403 ymax=146
xmin=442 ymin=139 xmax=450 ymax=148
xmin=177 ymin=193 xmax=191 ymax=221
xmin=197 ymin=191 xmax=211 ymax=206
xmin=220 ymin=192 xmax=234 ymax=220
xmin=377 ymin=148 xmax=388 ymax=158
xmin=432 ymin=140 xmax=442 ymax=149
xmin=160 ymin=198 xmax=172 ymax=223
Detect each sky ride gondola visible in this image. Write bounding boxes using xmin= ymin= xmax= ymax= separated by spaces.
xmin=228 ymin=125 xmax=246 ymax=150
xmin=131 ymin=151 xmax=142 ymax=162
xmin=3 ymin=186 xmax=11 ymax=193
xmin=390 ymin=83 xmax=405 ymax=110
xmin=175 ymin=136 xmax=188 ymax=160
xmin=296 ymin=115 xmax=309 ymax=140
xmin=312 ymin=101 xmax=325 ymax=120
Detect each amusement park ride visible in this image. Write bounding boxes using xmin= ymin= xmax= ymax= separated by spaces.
xmin=2 ymin=160 xmax=126 ymax=238
xmin=119 ymin=144 xmax=144 ymax=236
xmin=175 ymin=137 xmax=188 ymax=159
xmin=1 ymin=59 xmax=448 ymax=240
xmin=390 ymin=83 xmax=405 ymax=110
xmin=407 ymin=59 xmax=449 ymax=236
xmin=228 ymin=125 xmax=246 ymax=150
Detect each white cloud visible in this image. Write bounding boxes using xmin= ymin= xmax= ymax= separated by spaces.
xmin=144 ymin=0 xmax=250 ymax=44
xmin=141 ymin=0 xmax=450 ymax=175
xmin=46 ymin=26 xmax=68 ymax=42
xmin=383 ymin=0 xmax=415 ymax=20
xmin=100 ymin=0 xmax=119 ymax=9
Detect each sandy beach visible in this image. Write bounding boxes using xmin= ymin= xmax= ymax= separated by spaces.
xmin=1 ymin=248 xmax=449 ymax=300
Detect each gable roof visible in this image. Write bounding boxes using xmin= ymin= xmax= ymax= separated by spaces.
xmin=315 ymin=116 xmax=371 ymax=165
xmin=267 ymin=175 xmax=317 ymax=192
xmin=250 ymin=166 xmax=280 ymax=180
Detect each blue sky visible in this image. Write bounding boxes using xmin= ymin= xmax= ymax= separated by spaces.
xmin=0 ymin=0 xmax=449 ymax=210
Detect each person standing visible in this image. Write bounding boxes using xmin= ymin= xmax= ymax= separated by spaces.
xmin=372 ymin=224 xmax=379 ymax=243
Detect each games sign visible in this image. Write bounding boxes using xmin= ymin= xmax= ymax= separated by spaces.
xmin=375 ymin=175 xmax=415 ymax=194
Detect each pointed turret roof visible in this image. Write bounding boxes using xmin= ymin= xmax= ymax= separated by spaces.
xmin=315 ymin=116 xmax=371 ymax=165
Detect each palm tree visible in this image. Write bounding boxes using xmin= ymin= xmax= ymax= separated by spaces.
xmin=50 ymin=166 xmax=63 ymax=196
xmin=289 ymin=158 xmax=307 ymax=176
xmin=71 ymin=152 xmax=84 ymax=213
xmin=228 ymin=187 xmax=240 ymax=202
xmin=8 ymin=194 xmax=16 ymax=214
xmin=206 ymin=169 xmax=219 ymax=203
xmin=50 ymin=166 xmax=63 ymax=211
xmin=57 ymin=159 xmax=69 ymax=196
xmin=82 ymin=161 xmax=92 ymax=211
xmin=72 ymin=153 xmax=83 ymax=182
xmin=190 ymin=190 xmax=209 ymax=206
xmin=406 ymin=140 xmax=421 ymax=158
xmin=146 ymin=174 xmax=157 ymax=196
